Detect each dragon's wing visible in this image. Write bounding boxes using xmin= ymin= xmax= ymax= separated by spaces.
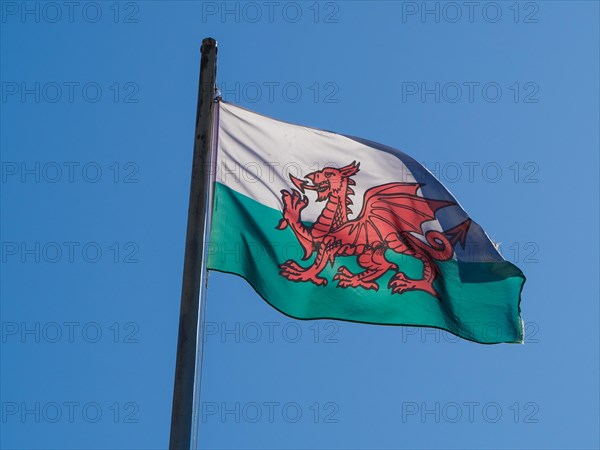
xmin=331 ymin=183 xmax=455 ymax=247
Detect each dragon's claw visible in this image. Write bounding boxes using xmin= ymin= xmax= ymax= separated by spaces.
xmin=388 ymin=272 xmax=439 ymax=298
xmin=279 ymin=260 xmax=327 ymax=286
xmin=388 ymin=273 xmax=414 ymax=294
xmin=280 ymin=260 xmax=303 ymax=271
xmin=333 ymin=267 xmax=379 ymax=291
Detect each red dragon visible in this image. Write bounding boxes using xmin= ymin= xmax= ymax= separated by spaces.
xmin=276 ymin=161 xmax=471 ymax=297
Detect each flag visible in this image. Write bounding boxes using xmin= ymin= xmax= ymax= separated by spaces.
xmin=206 ymin=101 xmax=525 ymax=344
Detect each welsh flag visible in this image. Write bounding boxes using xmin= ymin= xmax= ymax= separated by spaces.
xmin=206 ymin=102 xmax=525 ymax=344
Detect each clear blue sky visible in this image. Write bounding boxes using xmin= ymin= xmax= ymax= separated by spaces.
xmin=1 ymin=1 xmax=598 ymax=449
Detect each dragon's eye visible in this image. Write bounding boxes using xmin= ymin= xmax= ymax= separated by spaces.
xmin=325 ymin=172 xmax=333 ymax=178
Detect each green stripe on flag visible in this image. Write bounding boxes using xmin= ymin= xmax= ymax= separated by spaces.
xmin=207 ymin=182 xmax=525 ymax=344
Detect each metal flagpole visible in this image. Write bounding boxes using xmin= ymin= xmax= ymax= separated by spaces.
xmin=169 ymin=37 xmax=218 ymax=450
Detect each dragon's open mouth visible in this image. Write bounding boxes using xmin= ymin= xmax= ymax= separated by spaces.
xmin=289 ymin=174 xmax=329 ymax=194
xmin=317 ymin=181 xmax=329 ymax=193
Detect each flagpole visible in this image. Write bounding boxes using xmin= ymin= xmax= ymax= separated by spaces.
xmin=169 ymin=37 xmax=218 ymax=450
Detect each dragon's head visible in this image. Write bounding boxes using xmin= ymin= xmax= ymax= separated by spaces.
xmin=290 ymin=161 xmax=360 ymax=202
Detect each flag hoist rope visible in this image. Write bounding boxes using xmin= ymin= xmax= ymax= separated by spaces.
xmin=191 ymin=89 xmax=220 ymax=450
